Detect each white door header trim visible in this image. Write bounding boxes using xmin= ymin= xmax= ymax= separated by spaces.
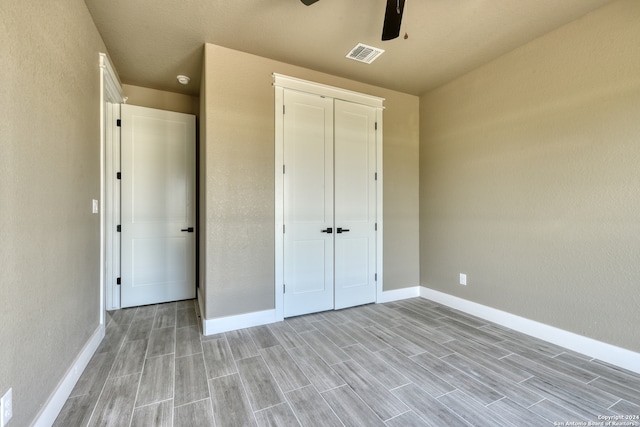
xmin=273 ymin=73 xmax=385 ymax=109
xmin=99 ymin=53 xmax=125 ymax=104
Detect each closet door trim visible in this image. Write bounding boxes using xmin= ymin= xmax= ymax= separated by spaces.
xmin=273 ymin=73 xmax=384 ymax=108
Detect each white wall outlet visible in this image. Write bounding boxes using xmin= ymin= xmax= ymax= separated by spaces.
xmin=459 ymin=273 xmax=467 ymax=286
xmin=1 ymin=387 xmax=13 ymax=426
xmin=92 ymin=199 xmax=99 ymax=214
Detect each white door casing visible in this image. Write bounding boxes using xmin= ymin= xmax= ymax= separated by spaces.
xmin=100 ymin=52 xmax=124 ymax=314
xmin=120 ymin=104 xmax=196 ymax=307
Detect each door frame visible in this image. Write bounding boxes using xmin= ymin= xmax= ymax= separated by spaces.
xmin=273 ymin=73 xmax=384 ymax=321
xmin=99 ymin=53 xmax=125 ymax=314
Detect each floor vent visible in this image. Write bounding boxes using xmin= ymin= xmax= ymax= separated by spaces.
xmin=346 ymin=43 xmax=384 ymax=64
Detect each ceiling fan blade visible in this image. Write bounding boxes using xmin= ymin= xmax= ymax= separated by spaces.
xmin=382 ymin=0 xmax=405 ymax=40
xmin=300 ymin=0 xmax=320 ymax=5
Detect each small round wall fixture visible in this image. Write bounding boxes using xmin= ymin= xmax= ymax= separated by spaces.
xmin=176 ymin=75 xmax=191 ymax=85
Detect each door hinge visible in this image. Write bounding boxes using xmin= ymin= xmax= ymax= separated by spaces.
xmin=283 ymin=105 xmax=286 ymax=114
xmin=116 ymin=225 xmax=121 ymax=232
xmin=116 ymin=119 xmax=121 ymax=127
xmin=375 ymin=223 xmax=377 ymax=231
xmin=375 ymin=273 xmax=377 ymax=281
xmin=116 ymin=172 xmax=121 ymax=180
xmin=283 ymin=165 xmax=285 ymax=174
xmin=283 ymin=224 xmax=285 ymax=234
xmin=283 ymin=284 xmax=286 ymax=294
xmin=375 ymin=172 xmax=378 ymax=180
xmin=375 ymin=122 xmax=378 ymax=130
xmin=116 ymin=277 xmax=121 ymax=285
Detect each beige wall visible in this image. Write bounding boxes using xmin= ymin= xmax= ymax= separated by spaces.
xmin=202 ymin=43 xmax=419 ymax=319
xmin=0 ymin=0 xmax=106 ymax=425
xmin=198 ymin=56 xmax=209 ymax=306
xmin=122 ymin=84 xmax=199 ymax=115
xmin=419 ymin=0 xmax=640 ymax=352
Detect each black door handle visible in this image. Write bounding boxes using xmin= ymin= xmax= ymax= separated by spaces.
xmin=321 ymin=227 xmax=333 ymax=234
xmin=181 ymin=227 xmax=194 ymax=232
xmin=336 ymin=227 xmax=350 ymax=233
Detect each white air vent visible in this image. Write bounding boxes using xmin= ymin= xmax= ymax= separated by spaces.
xmin=346 ymin=43 xmax=385 ymax=64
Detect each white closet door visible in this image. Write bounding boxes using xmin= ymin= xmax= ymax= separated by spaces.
xmin=120 ymin=104 xmax=196 ymax=308
xmin=334 ymin=100 xmax=377 ymax=309
xmin=283 ymin=90 xmax=335 ymax=317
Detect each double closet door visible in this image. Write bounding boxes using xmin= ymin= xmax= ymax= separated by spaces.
xmin=283 ymin=89 xmax=378 ymax=318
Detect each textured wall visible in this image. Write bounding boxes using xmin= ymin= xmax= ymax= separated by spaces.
xmin=198 ymin=55 xmax=208 ymax=305
xmin=122 ymin=84 xmax=199 ymax=115
xmin=202 ymin=43 xmax=419 ymax=319
xmin=0 ymin=0 xmax=106 ymax=425
xmin=420 ymin=0 xmax=640 ymax=352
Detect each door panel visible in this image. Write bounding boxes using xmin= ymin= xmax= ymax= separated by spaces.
xmin=121 ymin=104 xmax=196 ymax=307
xmin=334 ymin=100 xmax=377 ymax=309
xmin=283 ymin=90 xmax=334 ymax=317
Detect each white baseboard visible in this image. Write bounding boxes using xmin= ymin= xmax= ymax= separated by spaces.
xmin=32 ymin=324 xmax=105 ymax=427
xmin=378 ymin=286 xmax=420 ymax=303
xmin=420 ymin=287 xmax=640 ymax=375
xmin=200 ymin=286 xmax=421 ymax=335
xmin=202 ymin=309 xmax=278 ymax=336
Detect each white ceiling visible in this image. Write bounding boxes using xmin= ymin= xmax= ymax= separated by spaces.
xmin=84 ymin=0 xmax=614 ymax=97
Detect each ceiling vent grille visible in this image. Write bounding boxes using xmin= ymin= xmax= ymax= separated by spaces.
xmin=346 ymin=43 xmax=385 ymax=64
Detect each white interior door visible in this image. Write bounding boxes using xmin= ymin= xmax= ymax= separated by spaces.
xmin=120 ymin=104 xmax=196 ymax=307
xmin=283 ymin=90 xmax=335 ymax=318
xmin=334 ymin=100 xmax=377 ymax=309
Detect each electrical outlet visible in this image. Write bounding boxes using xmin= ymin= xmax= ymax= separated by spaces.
xmin=459 ymin=273 xmax=467 ymax=286
xmin=1 ymin=388 xmax=13 ymax=426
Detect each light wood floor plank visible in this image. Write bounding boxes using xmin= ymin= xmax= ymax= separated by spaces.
xmin=437 ymin=389 xmax=512 ymax=427
xmin=147 ymin=326 xmax=176 ymax=358
xmin=332 ymin=360 xmax=409 ymax=421
xmin=109 ymin=339 xmax=148 ymax=378
xmin=255 ymin=402 xmax=301 ymax=427
xmin=391 ymin=383 xmax=467 ymax=427
xmin=287 ymin=345 xmax=345 ymax=392
xmin=377 ymin=348 xmax=455 ymax=397
xmin=131 ymin=400 xmax=172 ymax=427
xmin=486 ymin=398 xmax=549 ymax=427
xmin=88 ymin=373 xmax=140 ymax=427
xmin=136 ymin=354 xmax=174 ymax=407
xmin=321 ymin=385 xmax=386 ymax=427
xmin=268 ymin=322 xmax=307 ymax=349
xmin=236 ymin=355 xmax=285 ymax=411
xmin=174 ymin=353 xmax=210 ymax=406
xmin=384 ymin=411 xmax=429 ymax=427
xmin=202 ymin=337 xmax=237 ymax=379
xmin=175 ymin=325 xmax=202 ymax=357
xmin=55 ymin=299 xmax=640 ymax=427
xmin=286 ymin=385 xmax=343 ymax=427
xmin=209 ymin=374 xmax=256 ymax=427
xmin=300 ymin=329 xmax=351 ymax=365
xmin=174 ymin=399 xmax=215 ymax=427
xmin=226 ymin=328 xmax=260 ymax=360
xmin=246 ymin=325 xmax=281 ymax=349
xmin=342 ymin=344 xmax=410 ymax=390
xmin=260 ymin=345 xmax=310 ymax=392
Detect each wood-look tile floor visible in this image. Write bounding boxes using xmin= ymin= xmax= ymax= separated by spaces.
xmin=54 ymin=298 xmax=640 ymax=427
